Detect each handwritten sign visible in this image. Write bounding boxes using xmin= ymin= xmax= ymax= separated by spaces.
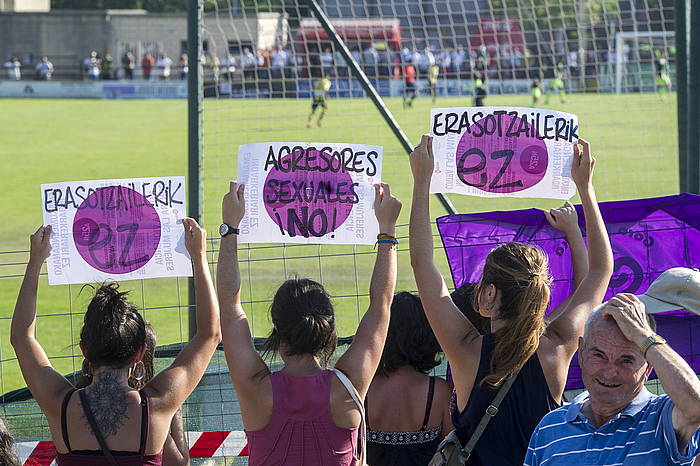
xmin=430 ymin=107 xmax=578 ymax=199
xmin=41 ymin=177 xmax=191 ymax=285
xmin=237 ymin=143 xmax=382 ymax=244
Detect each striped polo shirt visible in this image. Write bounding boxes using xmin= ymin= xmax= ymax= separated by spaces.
xmin=524 ymin=388 xmax=700 ymax=465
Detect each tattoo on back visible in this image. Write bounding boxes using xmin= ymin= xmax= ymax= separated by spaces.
xmin=82 ymin=371 xmax=130 ymax=439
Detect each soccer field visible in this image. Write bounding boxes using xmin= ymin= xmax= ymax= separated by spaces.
xmin=0 ymin=93 xmax=678 ymax=393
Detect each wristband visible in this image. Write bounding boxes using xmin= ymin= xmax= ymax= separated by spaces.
xmin=376 ymin=233 xmax=398 ymax=247
xmin=377 ymin=239 xmax=399 ymax=245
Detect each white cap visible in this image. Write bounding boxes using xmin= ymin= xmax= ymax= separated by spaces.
xmin=637 ymin=267 xmax=700 ymax=316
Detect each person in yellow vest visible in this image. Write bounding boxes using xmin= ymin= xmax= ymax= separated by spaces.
xmin=531 ymin=78 xmax=544 ymax=107
xmin=427 ymin=63 xmax=440 ymax=104
xmin=307 ymin=76 xmax=332 ymax=128
xmin=545 ymin=62 xmax=567 ymax=104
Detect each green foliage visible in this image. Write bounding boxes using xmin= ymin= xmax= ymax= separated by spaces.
xmin=490 ymin=0 xmax=619 ymax=31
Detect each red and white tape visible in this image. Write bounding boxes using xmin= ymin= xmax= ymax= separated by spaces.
xmin=17 ymin=430 xmax=249 ymax=465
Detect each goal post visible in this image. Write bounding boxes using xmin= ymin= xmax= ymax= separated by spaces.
xmin=614 ymin=31 xmax=675 ymax=94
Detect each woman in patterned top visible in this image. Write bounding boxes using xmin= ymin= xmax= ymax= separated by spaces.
xmin=366 ymin=291 xmax=453 ymax=466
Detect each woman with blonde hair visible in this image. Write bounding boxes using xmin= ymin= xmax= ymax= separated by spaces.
xmin=409 ymin=135 xmax=613 ymax=464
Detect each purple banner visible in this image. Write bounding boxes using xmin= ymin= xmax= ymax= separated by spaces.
xmin=436 ymin=193 xmax=700 ymax=390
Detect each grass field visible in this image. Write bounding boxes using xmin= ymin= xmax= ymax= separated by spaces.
xmin=0 ymin=92 xmax=678 ymax=393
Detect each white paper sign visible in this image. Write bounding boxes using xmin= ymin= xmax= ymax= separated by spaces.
xmin=41 ymin=177 xmax=191 ymax=285
xmin=237 ymin=142 xmax=382 ymax=244
xmin=430 ymin=107 xmax=579 ymax=199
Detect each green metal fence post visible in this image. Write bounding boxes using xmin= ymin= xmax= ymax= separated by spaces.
xmin=187 ymin=0 xmax=203 ymax=338
xmin=676 ymin=0 xmax=688 ymax=193
xmin=688 ymin=2 xmax=700 ymax=194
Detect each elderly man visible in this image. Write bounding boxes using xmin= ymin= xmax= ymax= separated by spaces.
xmin=525 ymin=291 xmax=700 ymax=465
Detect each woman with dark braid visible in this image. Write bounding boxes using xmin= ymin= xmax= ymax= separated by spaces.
xmin=12 ymin=218 xmax=219 ymax=465
xmin=409 ymin=135 xmax=613 ymax=465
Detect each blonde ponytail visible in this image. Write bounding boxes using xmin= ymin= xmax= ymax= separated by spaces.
xmin=477 ymin=243 xmax=551 ymax=387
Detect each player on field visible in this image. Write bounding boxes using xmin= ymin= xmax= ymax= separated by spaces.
xmin=545 ymin=62 xmax=567 ymax=104
xmin=654 ymin=49 xmax=672 ymax=98
xmin=307 ymin=75 xmax=332 ymax=128
xmin=403 ymin=60 xmax=418 ymax=109
xmin=427 ymin=63 xmax=440 ymax=104
xmin=531 ymin=78 xmax=543 ymax=107
xmin=472 ymin=72 xmax=487 ymax=107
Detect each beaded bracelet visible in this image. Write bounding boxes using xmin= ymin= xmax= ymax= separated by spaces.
xmin=377 ymin=239 xmax=399 ymax=245
xmin=376 ymin=233 xmax=399 ymax=247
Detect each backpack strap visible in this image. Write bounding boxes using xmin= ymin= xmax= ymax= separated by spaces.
xmin=460 ymin=369 xmax=520 ymax=460
xmin=78 ymin=389 xmax=119 ymax=466
xmin=333 ymin=368 xmax=367 ymax=466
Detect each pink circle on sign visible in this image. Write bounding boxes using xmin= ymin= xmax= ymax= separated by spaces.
xmin=456 ymin=114 xmax=548 ymax=193
xmin=72 ymin=186 xmax=161 ymax=274
xmin=263 ymin=148 xmax=356 ymax=238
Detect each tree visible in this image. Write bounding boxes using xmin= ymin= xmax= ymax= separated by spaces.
xmin=490 ymin=0 xmax=619 ymax=32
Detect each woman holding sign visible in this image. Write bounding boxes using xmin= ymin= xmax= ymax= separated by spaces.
xmin=217 ymin=181 xmax=401 ymax=466
xmin=409 ymin=135 xmax=613 ymax=465
xmin=11 ymin=218 xmax=220 ymax=465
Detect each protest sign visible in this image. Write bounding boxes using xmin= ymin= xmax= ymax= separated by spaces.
xmin=41 ymin=176 xmax=191 ymax=285
xmin=436 ymin=193 xmax=700 ymax=389
xmin=237 ymin=143 xmax=382 ymax=244
xmin=430 ymin=107 xmax=578 ymax=199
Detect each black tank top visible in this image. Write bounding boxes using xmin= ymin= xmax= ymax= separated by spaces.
xmin=366 ymin=376 xmax=442 ymax=466
xmin=451 ymin=333 xmax=560 ymax=466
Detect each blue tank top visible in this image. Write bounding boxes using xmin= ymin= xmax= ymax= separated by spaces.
xmin=451 ymin=333 xmax=560 ymax=465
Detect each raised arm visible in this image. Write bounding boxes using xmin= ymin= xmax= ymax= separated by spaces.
xmin=11 ymin=225 xmax=73 ymax=417
xmin=162 ymin=409 xmax=190 ymax=466
xmin=147 ymin=218 xmax=221 ymax=412
xmin=217 ymin=181 xmax=269 ymax=394
xmin=605 ymin=294 xmax=700 ymax=450
xmin=543 ymin=201 xmax=589 ymax=324
xmin=543 ymin=138 xmax=613 ymax=356
xmin=409 ymin=134 xmax=478 ymax=362
xmin=335 ymin=183 xmax=400 ymax=397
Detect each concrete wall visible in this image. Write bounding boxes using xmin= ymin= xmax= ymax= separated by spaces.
xmin=0 ymin=10 xmax=285 ymax=80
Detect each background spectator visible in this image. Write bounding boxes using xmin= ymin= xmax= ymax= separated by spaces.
xmin=179 ymin=53 xmax=188 ymax=80
xmin=320 ymin=46 xmax=334 ymax=77
xmin=100 ymin=54 xmax=113 ymax=80
xmin=240 ymin=47 xmax=256 ymax=79
xmin=35 ymin=56 xmax=53 ymax=80
xmin=4 ymin=56 xmax=21 ymax=80
xmin=156 ymin=54 xmax=173 ymax=80
xmin=141 ymin=52 xmax=154 ymax=80
xmin=83 ymin=51 xmax=100 ymax=80
xmin=122 ymin=51 xmax=135 ymax=80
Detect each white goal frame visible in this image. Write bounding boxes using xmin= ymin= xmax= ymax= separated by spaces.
xmin=615 ymin=31 xmax=675 ymax=94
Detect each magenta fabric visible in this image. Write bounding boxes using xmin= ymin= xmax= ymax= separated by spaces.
xmin=436 ymin=193 xmax=700 ymax=390
xmin=245 ymin=369 xmax=359 ymax=466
